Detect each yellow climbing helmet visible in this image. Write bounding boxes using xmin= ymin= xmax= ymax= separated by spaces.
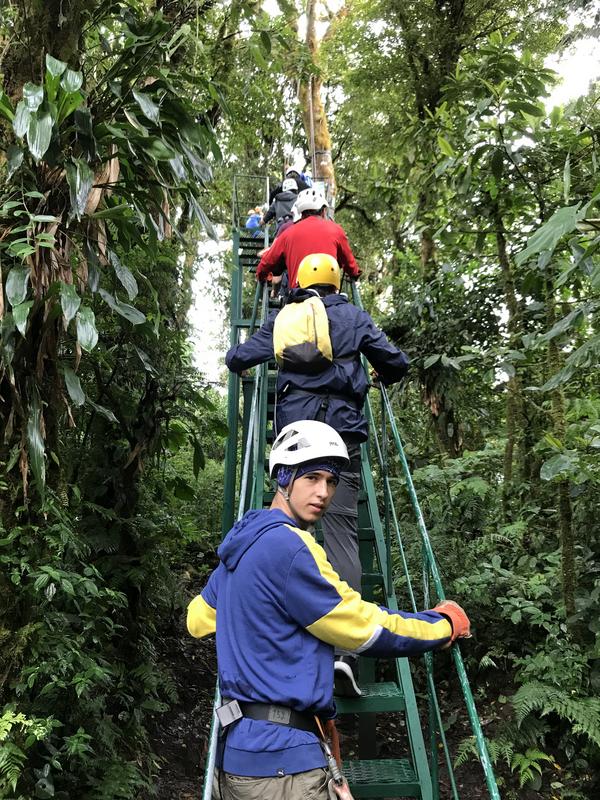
xmin=297 ymin=253 xmax=341 ymax=290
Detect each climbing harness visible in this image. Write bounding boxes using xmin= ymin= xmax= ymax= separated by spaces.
xmin=315 ymin=718 xmax=355 ymax=800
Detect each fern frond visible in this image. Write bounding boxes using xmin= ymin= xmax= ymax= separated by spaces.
xmin=513 ymin=682 xmax=600 ymax=748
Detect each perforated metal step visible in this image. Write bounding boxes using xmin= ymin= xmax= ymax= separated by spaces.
xmin=336 ymin=681 xmax=405 ymax=714
xmin=342 ymin=758 xmax=420 ymax=798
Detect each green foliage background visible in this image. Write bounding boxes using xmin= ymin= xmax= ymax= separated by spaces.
xmin=1 ymin=0 xmax=599 ymax=798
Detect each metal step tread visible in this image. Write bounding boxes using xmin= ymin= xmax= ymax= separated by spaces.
xmin=342 ymin=758 xmax=420 ymax=797
xmin=336 ymin=681 xmax=405 ymax=714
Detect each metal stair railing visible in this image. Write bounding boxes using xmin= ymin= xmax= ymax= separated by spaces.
xmin=351 ymin=280 xmax=501 ymax=800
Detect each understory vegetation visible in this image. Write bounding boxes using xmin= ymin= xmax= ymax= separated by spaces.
xmin=1 ymin=0 xmax=599 ymax=798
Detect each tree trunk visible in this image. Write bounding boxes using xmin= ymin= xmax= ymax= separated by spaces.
xmin=493 ymin=201 xmax=526 ymax=519
xmin=297 ymin=0 xmax=337 ymax=199
xmin=546 ymin=279 xmax=576 ymax=619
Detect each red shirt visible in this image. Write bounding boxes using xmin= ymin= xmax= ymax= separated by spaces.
xmin=256 ymin=215 xmax=360 ymax=287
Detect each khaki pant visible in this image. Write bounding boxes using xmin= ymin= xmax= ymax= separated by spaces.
xmin=212 ymin=767 xmax=330 ymax=800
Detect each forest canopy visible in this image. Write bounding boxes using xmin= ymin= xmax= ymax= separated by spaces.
xmin=0 ymin=0 xmax=599 ymax=798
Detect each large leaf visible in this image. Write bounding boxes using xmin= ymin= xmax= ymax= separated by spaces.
xmin=515 ymin=204 xmax=588 ymax=266
xmin=6 ymin=146 xmax=24 ymax=179
xmin=76 ymin=306 xmax=99 ymax=351
xmin=84 ymin=240 xmax=100 ymax=292
xmin=13 ymin=101 xmax=31 ymax=138
xmin=539 ymin=306 xmax=586 ymax=343
xmin=66 ymin=159 xmax=94 ymax=219
xmin=540 ymin=453 xmax=577 ymax=481
xmin=132 ymin=89 xmax=160 ymax=125
xmin=23 ymin=82 xmax=44 ymax=112
xmin=189 ymin=195 xmax=218 ymax=241
xmin=27 ymin=390 xmax=46 ymax=498
xmin=88 ymin=399 xmax=118 ymax=423
xmin=6 ymin=268 xmax=30 ymax=306
xmin=13 ymin=301 xmax=34 ymax=335
xmin=99 ymin=289 xmax=146 ymax=325
xmin=143 ymin=137 xmax=178 ymax=161
xmin=27 ymin=112 xmax=53 ymax=162
xmin=59 ymin=282 xmax=81 ymax=325
xmin=61 ymin=69 xmax=83 ymax=93
xmin=64 ymin=367 xmax=85 ymax=406
xmin=0 ymin=89 xmax=14 ymax=121
xmin=109 ymin=251 xmax=138 ymax=300
xmin=437 ymin=135 xmax=455 ymax=157
xmin=46 ymin=54 xmax=67 ymax=78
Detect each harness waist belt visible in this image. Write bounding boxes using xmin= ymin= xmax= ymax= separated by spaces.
xmin=222 ymin=699 xmax=320 ymax=735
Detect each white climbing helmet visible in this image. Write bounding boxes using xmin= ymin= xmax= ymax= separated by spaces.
xmin=282 ymin=178 xmax=298 ymax=193
xmin=295 ymin=187 xmax=328 ymax=214
xmin=269 ymin=420 xmax=349 ymax=478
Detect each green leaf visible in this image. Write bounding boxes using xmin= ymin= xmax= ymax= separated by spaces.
xmin=143 ymin=137 xmax=178 ymax=161
xmin=57 ymin=90 xmax=84 ymax=122
xmin=59 ymin=283 xmax=81 ymax=325
xmin=540 ymin=453 xmax=576 ymax=481
xmin=260 ymin=30 xmax=272 ymax=54
xmin=46 ymin=54 xmax=67 ymax=78
xmin=99 ymin=289 xmax=146 ymax=325
xmin=189 ymin=196 xmax=218 ymax=241
xmin=61 ymin=69 xmax=83 ymax=93
xmin=6 ymin=145 xmax=24 ymax=179
xmin=6 ymin=268 xmax=30 ymax=306
xmin=27 ymin=112 xmax=53 ymax=162
xmin=109 ymin=251 xmax=138 ymax=300
xmin=507 ymin=100 xmax=545 ymax=117
xmin=132 ymin=89 xmax=160 ymax=125
xmin=437 ymin=135 xmax=455 ymax=158
xmin=27 ymin=390 xmax=46 ymax=498
xmin=65 ymin=159 xmax=94 ymax=219
xmin=13 ymin=101 xmax=31 ymax=138
xmin=76 ymin=306 xmax=98 ymax=352
xmin=88 ymin=399 xmax=118 ymax=423
xmin=23 ymin=82 xmax=44 ymax=112
xmin=515 ymin=204 xmax=588 ymax=266
xmin=0 ymin=89 xmax=15 ymax=121
xmin=423 ymin=354 xmax=440 ymax=369
xmin=64 ymin=367 xmax=85 ymax=406
xmin=539 ymin=306 xmax=585 ymax=343
xmin=134 ymin=345 xmax=157 ymax=375
xmin=192 ymin=438 xmax=205 ymax=478
xmin=13 ymin=301 xmax=34 ymax=335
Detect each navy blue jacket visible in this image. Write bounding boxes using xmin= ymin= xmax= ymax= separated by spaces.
xmin=225 ymin=290 xmax=409 ymax=441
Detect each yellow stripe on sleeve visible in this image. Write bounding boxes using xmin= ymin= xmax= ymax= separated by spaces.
xmin=187 ymin=595 xmax=217 ymax=638
xmin=291 ymin=527 xmax=451 ymax=651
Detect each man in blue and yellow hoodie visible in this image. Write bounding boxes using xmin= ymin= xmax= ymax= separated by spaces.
xmin=187 ymin=420 xmax=470 ymax=800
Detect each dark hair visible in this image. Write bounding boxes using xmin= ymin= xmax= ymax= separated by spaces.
xmin=301 ymin=209 xmax=324 ymax=218
xmin=309 ymin=284 xmax=337 ymax=296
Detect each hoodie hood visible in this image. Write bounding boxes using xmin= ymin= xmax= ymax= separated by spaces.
xmin=287 ymin=288 xmax=348 ymax=305
xmin=218 ymin=508 xmax=296 ymax=571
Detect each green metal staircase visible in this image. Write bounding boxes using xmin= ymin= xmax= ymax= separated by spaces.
xmin=203 ymin=176 xmax=500 ymax=800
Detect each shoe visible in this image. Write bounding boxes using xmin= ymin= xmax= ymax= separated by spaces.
xmin=334 ymin=656 xmax=362 ymax=697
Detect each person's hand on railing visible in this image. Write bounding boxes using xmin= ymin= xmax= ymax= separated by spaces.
xmin=433 ymin=600 xmax=471 ymax=644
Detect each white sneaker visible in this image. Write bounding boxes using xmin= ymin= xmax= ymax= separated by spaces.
xmin=334 ymin=656 xmax=362 ymax=697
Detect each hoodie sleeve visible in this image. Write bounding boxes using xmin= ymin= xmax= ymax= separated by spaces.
xmin=263 ymin=200 xmax=276 ymax=225
xmin=334 ymin=225 xmax=360 ymax=278
xmin=358 ymin=311 xmax=409 ymax=385
xmin=225 ymin=313 xmax=276 ymax=373
xmin=283 ymin=527 xmax=451 ymax=656
xmin=256 ymin=234 xmax=287 ymax=279
xmin=187 ymin=563 xmax=223 ymax=638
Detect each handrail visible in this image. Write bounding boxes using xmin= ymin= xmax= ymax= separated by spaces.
xmin=351 ymin=281 xmax=500 ymax=800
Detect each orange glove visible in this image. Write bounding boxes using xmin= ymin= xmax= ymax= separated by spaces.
xmin=433 ymin=600 xmax=471 ymax=642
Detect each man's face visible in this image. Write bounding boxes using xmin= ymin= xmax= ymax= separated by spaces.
xmin=288 ymin=470 xmax=337 ymax=526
